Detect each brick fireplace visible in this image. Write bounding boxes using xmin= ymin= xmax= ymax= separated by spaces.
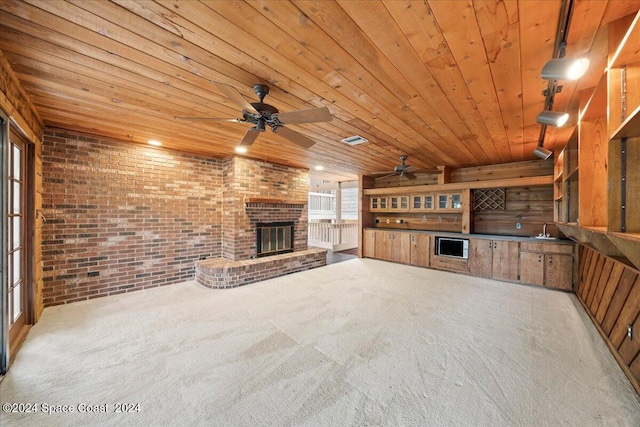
xmin=196 ymin=156 xmax=327 ymax=288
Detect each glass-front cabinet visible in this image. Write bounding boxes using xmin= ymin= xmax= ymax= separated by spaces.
xmin=436 ymin=192 xmax=462 ymax=211
xmin=370 ymin=196 xmax=388 ymax=212
xmin=410 ymin=194 xmax=434 ymax=211
xmin=389 ymin=195 xmax=409 ymax=211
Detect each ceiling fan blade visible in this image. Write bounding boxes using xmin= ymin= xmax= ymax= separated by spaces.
xmin=272 ymin=126 xmax=315 ymax=149
xmin=370 ymin=170 xmax=394 ymax=175
xmin=403 ymin=172 xmax=418 ymax=180
xmin=213 ymin=81 xmax=258 ymax=113
xmin=239 ymin=128 xmax=261 ymax=146
xmin=175 ymin=116 xmax=244 ymax=123
xmin=274 ymin=107 xmax=332 ymax=124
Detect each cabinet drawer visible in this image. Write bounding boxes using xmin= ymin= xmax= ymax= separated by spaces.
xmin=520 ymin=242 xmax=574 ymax=254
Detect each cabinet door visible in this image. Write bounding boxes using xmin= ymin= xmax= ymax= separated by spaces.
xmin=520 ymin=251 xmax=544 ymax=286
xmin=374 ymin=231 xmax=390 ymax=261
xmin=545 ymin=254 xmax=573 ymax=290
xmin=363 ymin=230 xmax=376 ymax=258
xmin=437 ymin=193 xmax=449 ymax=210
xmin=410 ymin=234 xmax=430 ymax=267
xmin=399 ymin=196 xmax=409 ymax=210
xmin=451 ymin=193 xmax=462 ymax=210
xmin=468 ymin=239 xmax=492 ymax=278
xmin=394 ymin=232 xmax=411 ymax=264
xmin=492 ymin=241 xmax=519 ymax=281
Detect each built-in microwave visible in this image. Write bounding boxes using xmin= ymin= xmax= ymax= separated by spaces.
xmin=436 ymin=237 xmax=469 ymax=259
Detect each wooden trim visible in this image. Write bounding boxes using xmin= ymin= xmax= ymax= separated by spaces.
xmin=363 ymin=175 xmax=553 ymax=196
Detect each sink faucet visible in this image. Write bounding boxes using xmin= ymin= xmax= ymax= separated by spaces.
xmin=543 ymin=223 xmax=548 ymax=237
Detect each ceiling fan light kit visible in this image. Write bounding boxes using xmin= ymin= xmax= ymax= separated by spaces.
xmin=177 ymin=82 xmax=332 ymax=150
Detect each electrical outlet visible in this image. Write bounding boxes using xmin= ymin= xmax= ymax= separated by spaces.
xmin=516 ymin=222 xmax=522 ymax=230
xmin=628 ymin=324 xmax=633 ymax=341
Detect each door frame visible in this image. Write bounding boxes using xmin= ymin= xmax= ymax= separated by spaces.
xmin=0 ymin=111 xmax=36 ymax=374
xmin=0 ymin=110 xmax=8 ymax=374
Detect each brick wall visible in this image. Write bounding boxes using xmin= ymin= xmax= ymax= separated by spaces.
xmin=42 ymin=129 xmax=223 ymax=305
xmin=222 ymin=156 xmax=309 ymax=261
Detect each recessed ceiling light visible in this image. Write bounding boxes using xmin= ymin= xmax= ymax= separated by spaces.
xmin=314 ymin=165 xmax=324 ymax=171
xmin=148 ymin=140 xmax=162 ymax=146
xmin=235 ymin=146 xmax=248 ymax=154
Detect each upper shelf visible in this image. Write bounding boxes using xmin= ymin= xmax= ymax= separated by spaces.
xmin=609 ymin=10 xmax=640 ymax=69
xmin=611 ymin=104 xmax=640 ymax=140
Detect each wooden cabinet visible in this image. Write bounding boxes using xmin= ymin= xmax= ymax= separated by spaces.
xmin=363 ymin=229 xmax=376 ymax=258
xmin=410 ymin=233 xmax=430 ymax=267
xmin=370 ymin=196 xmax=388 ymax=212
xmin=364 ymin=229 xmax=574 ymax=289
xmin=389 ymin=195 xmax=409 ymax=211
xmin=436 ymin=192 xmax=462 ymax=211
xmin=519 ymin=242 xmax=574 ymax=291
xmin=410 ymin=194 xmax=434 ymax=211
xmin=469 ymin=238 xmax=493 ymax=277
xmin=375 ymin=230 xmax=411 ymax=264
xmin=469 ymin=238 xmax=519 ymax=281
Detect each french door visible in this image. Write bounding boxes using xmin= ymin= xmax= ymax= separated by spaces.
xmin=7 ymin=126 xmax=28 ymax=353
xmin=1 ymin=119 xmax=33 ymax=372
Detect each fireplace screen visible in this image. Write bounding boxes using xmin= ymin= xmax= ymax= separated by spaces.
xmin=256 ymin=222 xmax=294 ymax=257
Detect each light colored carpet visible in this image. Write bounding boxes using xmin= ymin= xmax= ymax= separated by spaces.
xmin=1 ymin=258 xmax=639 ymax=426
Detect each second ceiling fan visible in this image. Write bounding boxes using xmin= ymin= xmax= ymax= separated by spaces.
xmin=177 ymin=82 xmax=332 ymax=149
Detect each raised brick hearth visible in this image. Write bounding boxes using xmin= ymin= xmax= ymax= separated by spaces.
xmin=195 ymin=248 xmax=327 ymax=289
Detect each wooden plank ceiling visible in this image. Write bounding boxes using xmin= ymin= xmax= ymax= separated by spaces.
xmin=1 ymin=0 xmax=639 ymax=181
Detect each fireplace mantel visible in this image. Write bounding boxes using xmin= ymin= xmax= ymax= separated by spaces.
xmin=244 ymin=197 xmax=306 ymax=208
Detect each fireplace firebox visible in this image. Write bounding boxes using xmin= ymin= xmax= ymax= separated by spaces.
xmin=256 ymin=222 xmax=294 ymax=257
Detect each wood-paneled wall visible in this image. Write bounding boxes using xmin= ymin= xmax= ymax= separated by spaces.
xmin=474 ymin=186 xmax=555 ymax=237
xmin=0 ymin=50 xmax=44 ymax=321
xmin=577 ymin=245 xmax=640 ymax=395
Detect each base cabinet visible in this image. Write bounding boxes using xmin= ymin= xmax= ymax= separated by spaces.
xmin=363 ymin=230 xmax=376 ymax=258
xmin=410 ymin=233 xmax=430 ymax=267
xmin=375 ymin=230 xmax=411 ymax=264
xmin=469 ymin=238 xmax=519 ymax=281
xmin=519 ymin=242 xmax=574 ymax=291
xmin=364 ymin=230 xmax=574 ymax=291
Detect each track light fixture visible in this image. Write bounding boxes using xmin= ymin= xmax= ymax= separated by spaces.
xmin=536 ymin=110 xmax=569 ymax=127
xmin=533 ymin=146 xmax=553 ymax=160
xmin=541 ymin=57 xmax=589 ymax=81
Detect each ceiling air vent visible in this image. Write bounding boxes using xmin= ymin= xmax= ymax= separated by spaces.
xmin=341 ymin=135 xmax=368 ymax=146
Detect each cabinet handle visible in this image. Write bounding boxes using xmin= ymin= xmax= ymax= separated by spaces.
xmin=493 ymin=242 xmax=497 ymax=249
xmin=548 ymin=256 xmax=553 ymax=264
xmin=538 ymin=255 xmax=542 ymax=263
xmin=489 ymin=241 xmax=492 ymax=249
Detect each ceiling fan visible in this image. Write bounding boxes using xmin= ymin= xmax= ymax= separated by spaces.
xmin=370 ymin=155 xmax=439 ymax=180
xmin=176 ymin=82 xmax=332 ymax=149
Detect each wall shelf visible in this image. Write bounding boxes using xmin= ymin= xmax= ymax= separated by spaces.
xmin=611 ymin=104 xmax=640 ymax=140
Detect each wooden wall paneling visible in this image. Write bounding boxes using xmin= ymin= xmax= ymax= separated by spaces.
xmin=582 ymin=249 xmax=602 ymax=300
xmin=577 ymin=245 xmax=591 ymax=293
xmin=359 ymin=175 xmax=376 ymax=258
xmin=595 ymin=262 xmax=627 ymax=323
xmin=609 ymin=276 xmax=640 ymax=348
xmin=632 ymin=353 xmax=640 ymax=383
xmin=586 ymin=253 xmax=607 ymax=307
xmin=601 ymin=269 xmax=638 ymax=334
xmin=589 ymin=258 xmax=615 ymax=314
xmin=618 ymin=312 xmax=640 ymax=365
